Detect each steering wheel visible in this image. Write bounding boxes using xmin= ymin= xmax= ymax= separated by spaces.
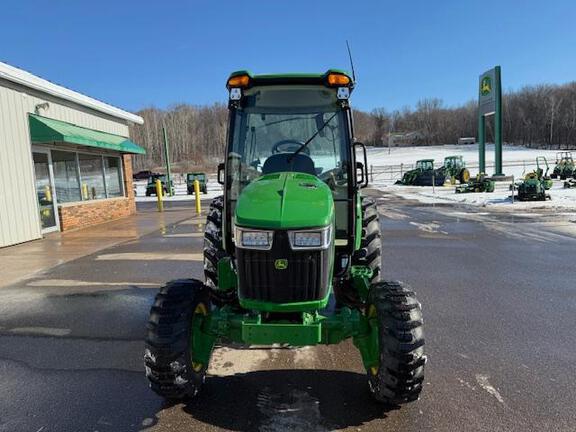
xmin=271 ymin=139 xmax=310 ymax=155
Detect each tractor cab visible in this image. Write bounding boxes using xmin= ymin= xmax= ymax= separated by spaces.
xmin=219 ymin=70 xmax=367 ymax=268
xmin=186 ymin=172 xmax=208 ymax=194
xmin=551 ymin=151 xmax=575 ymax=179
xmin=416 ymin=159 xmax=434 ymax=171
xmin=443 ymin=155 xmax=463 ymax=170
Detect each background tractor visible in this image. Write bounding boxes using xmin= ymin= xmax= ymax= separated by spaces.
xmin=550 ymin=151 xmax=575 ymax=180
xmin=186 ymin=172 xmax=208 ymax=194
xmin=440 ymin=155 xmax=470 ymax=184
xmin=455 ymin=173 xmax=495 ymax=193
xmin=145 ymin=174 xmax=174 ymax=196
xmin=396 ymin=159 xmax=446 ymax=186
xmin=513 ymin=157 xmax=552 ymax=201
xmin=144 ymin=70 xmax=426 ymax=406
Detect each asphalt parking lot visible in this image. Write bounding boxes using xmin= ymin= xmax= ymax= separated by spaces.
xmin=1 ymin=193 xmax=575 ymax=432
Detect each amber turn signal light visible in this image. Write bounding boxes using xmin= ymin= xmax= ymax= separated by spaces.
xmin=326 ymin=73 xmax=351 ymax=87
xmin=227 ymin=75 xmax=250 ymax=88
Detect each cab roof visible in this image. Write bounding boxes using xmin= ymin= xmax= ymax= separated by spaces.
xmin=227 ymin=69 xmax=353 ymax=87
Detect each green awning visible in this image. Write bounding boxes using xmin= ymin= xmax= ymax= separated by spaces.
xmin=28 ymin=114 xmax=146 ymax=154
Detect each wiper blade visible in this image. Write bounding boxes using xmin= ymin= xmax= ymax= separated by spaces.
xmin=288 ymin=112 xmax=338 ymax=162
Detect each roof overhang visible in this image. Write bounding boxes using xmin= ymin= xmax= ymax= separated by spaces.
xmin=29 ymin=114 xmax=146 ymax=154
xmin=0 ymin=62 xmax=143 ymax=125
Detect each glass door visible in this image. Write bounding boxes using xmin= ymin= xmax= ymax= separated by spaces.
xmin=33 ymin=150 xmax=59 ymax=232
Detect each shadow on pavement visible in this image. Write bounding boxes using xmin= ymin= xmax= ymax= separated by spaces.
xmin=182 ymin=369 xmax=395 ymax=431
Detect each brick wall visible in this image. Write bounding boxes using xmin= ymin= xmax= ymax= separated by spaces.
xmin=58 ymin=197 xmax=134 ymax=231
xmin=123 ymin=154 xmax=136 ymax=214
xmin=57 ymin=155 xmax=137 ymax=231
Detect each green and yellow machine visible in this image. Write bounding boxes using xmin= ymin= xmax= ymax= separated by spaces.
xmin=550 ymin=151 xmax=575 ymax=180
xmin=440 ymin=155 xmax=470 ymax=184
xmin=455 ymin=173 xmax=495 ymax=193
xmin=186 ymin=172 xmax=208 ymax=194
xmin=396 ymin=159 xmax=445 ymax=186
xmin=145 ymin=174 xmax=174 ymax=196
xmin=513 ymin=157 xmax=552 ymax=201
xmin=144 ymin=70 xmax=426 ymax=405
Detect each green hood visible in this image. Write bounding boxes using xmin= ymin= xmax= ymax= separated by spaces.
xmin=235 ymin=172 xmax=334 ymax=229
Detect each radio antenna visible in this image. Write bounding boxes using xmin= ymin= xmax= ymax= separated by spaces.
xmin=346 ymin=40 xmax=357 ymax=83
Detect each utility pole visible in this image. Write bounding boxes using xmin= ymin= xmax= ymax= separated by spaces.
xmin=163 ymin=125 xmax=172 ymax=197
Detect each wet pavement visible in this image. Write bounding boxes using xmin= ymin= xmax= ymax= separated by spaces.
xmin=0 ymin=194 xmax=575 ymax=431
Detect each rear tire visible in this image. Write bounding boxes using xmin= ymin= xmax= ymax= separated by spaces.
xmin=367 ymin=280 xmax=426 ymax=405
xmin=144 ymin=279 xmax=210 ymax=400
xmin=352 ymin=197 xmax=381 ymax=283
xmin=203 ymin=196 xmax=235 ymax=304
xmin=459 ymin=168 xmax=470 ymax=184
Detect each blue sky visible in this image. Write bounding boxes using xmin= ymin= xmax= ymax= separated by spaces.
xmin=1 ymin=0 xmax=574 ymax=113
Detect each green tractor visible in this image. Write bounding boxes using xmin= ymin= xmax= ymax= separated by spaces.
xmin=455 ymin=173 xmax=495 ymax=193
xmin=186 ymin=172 xmax=208 ymax=194
xmin=145 ymin=174 xmax=175 ymax=196
xmin=550 ymin=151 xmax=575 ymax=180
xmin=513 ymin=157 xmax=552 ymax=201
xmin=440 ymin=155 xmax=470 ymax=185
xmin=396 ymin=159 xmax=445 ymax=186
xmin=144 ymin=70 xmax=426 ymax=405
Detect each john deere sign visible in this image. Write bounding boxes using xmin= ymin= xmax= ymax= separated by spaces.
xmin=480 ymin=76 xmax=492 ymax=96
xmin=478 ymin=66 xmax=503 ymax=175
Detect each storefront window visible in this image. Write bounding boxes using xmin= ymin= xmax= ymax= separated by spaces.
xmin=104 ymin=157 xmax=123 ymax=197
xmin=78 ymin=153 xmax=106 ymax=200
xmin=39 ymin=149 xmax=126 ymax=203
xmin=52 ymin=150 xmax=81 ymax=203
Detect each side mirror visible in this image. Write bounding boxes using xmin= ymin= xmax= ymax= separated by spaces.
xmin=217 ymin=162 xmax=225 ymax=185
xmin=353 ymin=142 xmax=369 ymax=188
xmin=356 ymin=161 xmax=365 ymax=185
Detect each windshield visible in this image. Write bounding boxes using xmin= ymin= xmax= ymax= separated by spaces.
xmin=225 ymin=84 xmax=351 ymax=238
xmin=188 ymin=174 xmax=205 ymax=181
xmin=227 ymin=85 xmax=349 ymax=201
xmin=148 ymin=175 xmax=167 ymax=184
xmin=417 ymin=161 xmax=433 ymax=170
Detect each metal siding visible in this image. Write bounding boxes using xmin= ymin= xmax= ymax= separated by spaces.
xmin=0 ymin=81 xmax=131 ymax=248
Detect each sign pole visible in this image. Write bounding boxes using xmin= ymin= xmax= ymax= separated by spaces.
xmin=478 ymin=66 xmax=503 ymax=177
xmin=478 ymin=115 xmax=486 ymax=173
xmin=162 ymin=126 xmax=172 ymax=197
xmin=494 ymin=66 xmax=503 ymax=175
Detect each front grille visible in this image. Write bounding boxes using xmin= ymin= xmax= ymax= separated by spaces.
xmin=236 ymin=231 xmax=330 ymax=303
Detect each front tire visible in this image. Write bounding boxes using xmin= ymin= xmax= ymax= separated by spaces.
xmin=367 ymin=280 xmax=426 ymax=405
xmin=144 ymin=279 xmax=211 ymax=400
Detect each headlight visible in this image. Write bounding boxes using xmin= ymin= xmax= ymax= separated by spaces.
xmin=235 ymin=226 xmax=273 ymax=250
xmin=288 ymin=226 xmax=332 ymax=250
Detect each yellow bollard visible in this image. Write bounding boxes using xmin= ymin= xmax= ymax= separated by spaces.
xmin=156 ymin=179 xmax=164 ymax=212
xmin=194 ymin=179 xmax=201 ymax=214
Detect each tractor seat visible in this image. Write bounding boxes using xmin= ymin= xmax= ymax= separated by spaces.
xmin=262 ymin=153 xmax=316 ymax=176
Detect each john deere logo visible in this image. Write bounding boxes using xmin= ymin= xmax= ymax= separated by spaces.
xmin=274 ymin=259 xmax=288 ymax=270
xmin=480 ymin=76 xmax=492 ymax=96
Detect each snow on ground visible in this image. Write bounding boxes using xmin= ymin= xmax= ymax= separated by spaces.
xmin=382 ymin=182 xmax=576 ymax=211
xmin=367 ymin=144 xmax=576 ymax=211
xmin=368 ymin=143 xmax=565 ymax=181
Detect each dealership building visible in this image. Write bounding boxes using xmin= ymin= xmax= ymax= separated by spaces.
xmin=0 ymin=62 xmax=145 ymax=248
